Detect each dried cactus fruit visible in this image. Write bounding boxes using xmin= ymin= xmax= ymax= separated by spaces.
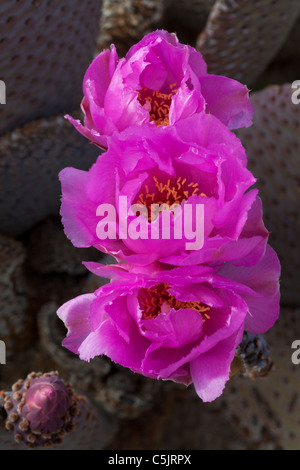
xmin=196 ymin=0 xmax=300 ymax=86
xmin=0 ymin=371 xmax=118 ymax=449
xmin=236 ymin=84 xmax=300 ymax=306
xmin=0 ymin=113 xmax=99 ymax=237
xmin=218 ymin=308 xmax=300 ymax=450
xmin=4 ymin=372 xmax=74 ymax=448
xmin=0 ymin=0 xmax=102 ymax=135
xmin=97 ymin=0 xmax=164 ymax=56
xmin=235 ymin=332 xmax=274 ymax=380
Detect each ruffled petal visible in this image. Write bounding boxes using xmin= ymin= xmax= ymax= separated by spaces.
xmin=57 ymin=294 xmax=95 ymax=355
xmin=199 ymin=74 xmax=254 ymax=129
xmin=59 ymin=168 xmax=99 ymax=248
xmin=190 ymin=326 xmax=244 ymax=402
xmin=217 ymin=245 xmax=281 ymax=334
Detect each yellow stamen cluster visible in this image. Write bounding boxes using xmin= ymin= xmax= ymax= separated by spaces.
xmin=137 ymin=83 xmax=178 ymax=126
xmin=138 ymin=283 xmax=211 ymax=321
xmin=137 ymin=175 xmax=206 ymax=221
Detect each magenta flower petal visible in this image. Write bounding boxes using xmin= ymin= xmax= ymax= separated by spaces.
xmin=141 ymin=288 xmax=247 ymax=383
xmin=198 ymin=74 xmax=254 ymax=129
xmin=59 ymin=167 xmax=100 ymax=248
xmin=217 ymin=245 xmax=281 ymax=334
xmin=65 ymin=113 xmax=107 ymax=150
xmin=65 ymin=45 xmax=119 ymax=149
xmin=173 ymin=112 xmax=248 ymax=166
xmin=57 ymin=293 xmax=96 ymax=355
xmin=224 ymin=196 xmax=269 ymax=267
xmin=190 ymin=327 xmax=244 ymax=402
xmin=140 ymin=308 xmax=205 ymax=349
xmin=169 ymin=86 xmax=205 ymax=124
xmin=79 ymin=318 xmax=150 ymax=372
xmin=161 ymin=194 xmax=269 ymax=267
xmin=83 ymin=45 xmax=119 ymax=107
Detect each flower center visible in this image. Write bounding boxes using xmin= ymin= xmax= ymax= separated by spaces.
xmin=137 ymin=83 xmax=178 ymax=126
xmin=136 ymin=175 xmax=206 ymax=222
xmin=138 ymin=283 xmax=211 ymax=321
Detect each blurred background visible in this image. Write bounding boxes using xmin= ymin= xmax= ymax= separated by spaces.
xmin=0 ymin=0 xmax=300 ymax=450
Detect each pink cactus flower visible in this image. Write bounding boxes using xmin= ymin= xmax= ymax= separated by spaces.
xmin=57 ymin=244 xmax=280 ymax=402
xmin=59 ymin=114 xmax=268 ymax=267
xmin=65 ymin=30 xmax=254 ymax=149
